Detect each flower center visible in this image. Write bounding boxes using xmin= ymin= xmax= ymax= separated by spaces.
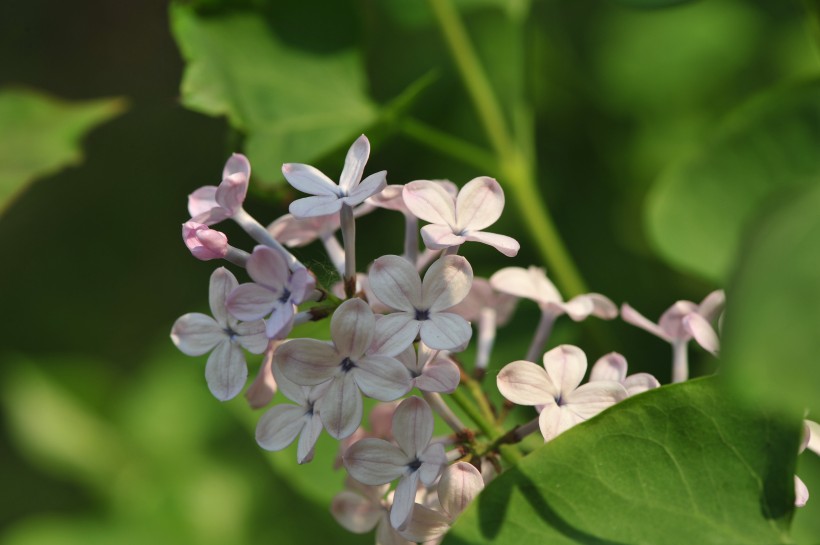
xmin=408 ymin=458 xmax=422 ymax=472
xmin=414 ymin=308 xmax=430 ymax=321
xmin=340 ymin=357 xmax=356 ymax=373
xmin=278 ymin=288 xmax=292 ymax=303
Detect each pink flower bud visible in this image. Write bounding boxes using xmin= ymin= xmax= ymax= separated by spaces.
xmin=183 ymin=221 xmax=228 ymax=261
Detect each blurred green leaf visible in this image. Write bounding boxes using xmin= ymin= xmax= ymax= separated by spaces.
xmin=646 ymin=79 xmax=820 ymax=281
xmin=610 ymin=0 xmax=698 ymax=8
xmin=722 ymin=182 xmax=820 ymax=419
xmin=382 ymin=0 xmax=530 ymax=27
xmin=444 ymin=377 xmax=798 ymax=545
xmin=0 ymin=89 xmax=126 ymax=216
xmin=170 ymin=4 xmax=378 ymax=185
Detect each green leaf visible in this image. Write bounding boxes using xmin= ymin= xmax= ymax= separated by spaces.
xmin=646 ymin=80 xmax=820 ymax=282
xmin=722 ymin=182 xmax=820 ymax=419
xmin=0 ymin=89 xmax=126 ymax=215
xmin=170 ymin=4 xmax=379 ymax=185
xmin=610 ymin=0 xmax=698 ymax=8
xmin=444 ymin=378 xmax=798 ymax=545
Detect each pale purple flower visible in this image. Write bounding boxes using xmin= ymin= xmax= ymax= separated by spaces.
xmin=402 ymin=177 xmax=519 ymax=256
xmin=450 ymin=277 xmax=517 ymax=325
xmin=276 ymin=298 xmax=412 ymax=439
xmin=367 ymin=181 xmax=458 ymax=215
xmin=331 ymin=479 xmax=412 ymax=545
xmin=396 ymin=343 xmax=460 ymax=394
xmin=497 ymin=345 xmax=628 ymax=441
xmin=490 ymin=266 xmax=616 ymax=321
xmin=226 ymin=245 xmax=316 ymax=338
xmin=368 ymin=255 xmax=473 ymax=352
xmin=796 ymin=420 xmax=820 ymax=507
xmin=283 ymin=135 xmax=387 ymax=218
xmin=188 ymin=153 xmax=251 ymax=225
xmin=171 ymin=267 xmax=267 ymax=401
xmin=589 ymin=352 xmax=660 ymax=396
xmin=182 ymin=221 xmax=228 ymax=261
xmin=344 ymin=396 xmax=447 ymax=530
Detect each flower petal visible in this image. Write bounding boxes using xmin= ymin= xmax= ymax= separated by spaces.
xmin=418 ymin=442 xmax=446 ymax=485
xmin=255 ymin=404 xmax=307 ymax=451
xmin=414 ymin=357 xmax=460 ymax=393
xmin=266 ymin=302 xmax=295 ymax=339
xmin=320 ymin=374 xmax=363 ymax=439
xmin=171 ymin=313 xmax=223 ymax=356
xmin=590 ymin=352 xmax=628 ymax=382
xmin=226 ymin=283 xmax=277 ymax=322
xmin=806 ymin=420 xmax=820 ymax=456
xmin=422 ymin=255 xmax=473 ymax=312
xmin=205 ymin=340 xmax=247 ymax=401
xmin=332 ymin=298 xmax=376 ymax=359
xmin=420 ymin=224 xmax=465 ymax=250
xmin=542 ymin=344 xmax=587 ymax=397
xmin=455 ymin=176 xmax=504 ymax=231
xmin=188 ymin=185 xmax=218 ymax=218
xmin=564 ymin=380 xmax=628 ymax=419
xmin=223 ymin=152 xmax=250 ymax=179
xmin=233 ymin=320 xmax=268 ymax=354
xmin=215 ymin=172 xmax=248 ymax=214
xmin=367 ymin=184 xmax=408 ymax=213
xmin=496 ymin=360 xmax=557 ymax=405
xmin=247 ymin=245 xmax=290 ymax=290
xmin=344 ymin=170 xmax=387 ymax=206
xmin=208 ymin=267 xmax=238 ymax=326
xmin=331 ymin=490 xmax=383 ymax=533
xmin=390 ymin=471 xmax=421 ymax=530
xmin=795 ymin=476 xmax=809 ymax=507
xmin=339 ymin=134 xmax=370 ymax=193
xmin=621 ymin=303 xmax=672 ymax=342
xmin=289 ymin=195 xmax=343 ymax=218
xmin=622 ymin=373 xmax=661 ymax=396
xmin=369 ymin=255 xmax=423 ymax=310
xmin=297 ymin=412 xmax=323 ymax=464
xmin=276 ymin=339 xmax=340 ymax=386
xmin=538 ymin=403 xmax=581 ymax=442
xmin=354 ymin=355 xmax=412 ymax=401
xmin=403 ymin=180 xmax=457 ymax=226
xmin=269 ymin=213 xmax=337 ymax=247
xmin=370 ymin=313 xmax=420 ymax=357
xmin=683 ymin=313 xmax=720 ymax=356
xmin=697 ymin=289 xmax=726 ymax=322
xmin=586 ymin=293 xmax=619 ymax=319
xmin=282 ymin=162 xmax=339 ymax=196
xmin=391 ymin=397 xmax=433 ymax=456
xmin=491 ymin=266 xmax=561 ymax=305
xmin=420 ymin=313 xmax=472 ymax=351
xmin=344 ymin=437 xmax=408 ymax=484
xmin=438 ymin=462 xmax=484 ymax=518
xmin=463 ymin=231 xmax=519 ymax=257
xmin=398 ymin=504 xmax=450 ymax=542
xmin=554 ymin=296 xmax=595 ymax=321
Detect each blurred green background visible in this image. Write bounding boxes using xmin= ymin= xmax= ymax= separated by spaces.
xmin=2 ymin=0 xmax=819 ymax=543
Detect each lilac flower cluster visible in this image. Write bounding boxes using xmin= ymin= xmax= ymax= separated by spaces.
xmin=171 ymin=135 xmax=816 ymax=544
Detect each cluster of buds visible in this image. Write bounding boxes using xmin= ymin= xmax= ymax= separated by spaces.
xmin=170 ymin=135 xmax=816 ymax=544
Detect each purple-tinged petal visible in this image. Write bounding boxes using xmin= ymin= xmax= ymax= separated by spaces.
xmin=497 ymin=360 xmax=557 ymax=405
xmin=367 ymin=184 xmax=408 ymax=213
xmin=414 ymin=357 xmax=460 ymax=393
xmin=491 ymin=266 xmax=562 ymax=306
xmin=683 ymin=313 xmax=720 ymax=356
xmin=391 ymin=397 xmax=433 ymax=455
xmin=621 ymin=303 xmax=673 ymax=342
xmin=806 ymin=420 xmax=820 ymax=456
xmin=205 ymin=340 xmax=247 ymax=401
xmin=420 ymin=224 xmax=465 ymax=250
xmin=188 ymin=185 xmax=218 ymax=218
xmin=344 ymin=437 xmax=408 ymax=484
xmin=421 ymin=313 xmax=472 ymax=351
xmin=698 ymin=289 xmax=726 ymax=322
xmin=282 ymin=162 xmax=339 ymax=196
xmin=331 ymin=490 xmax=383 ymax=533
xmin=370 ymin=255 xmax=423 ymax=310
xmin=418 ymin=442 xmax=446 ymax=485
xmin=344 ymin=170 xmax=387 ymax=205
xmin=272 ymin=356 xmax=309 ymax=403
xmin=208 ymin=267 xmax=238 ymax=327
xmin=245 ymin=342 xmax=277 ymax=409
xmin=795 ymin=476 xmax=809 ymax=507
xmin=353 ymin=355 xmax=412 ymax=401
xmin=395 ymin=344 xmax=418 ymax=373
xmin=215 ymin=172 xmax=248 ymax=214
xmin=226 ymin=283 xmax=277 ymax=322
xmin=658 ymin=301 xmax=699 ymax=340
xmin=586 ymin=293 xmax=618 ymax=319
xmin=289 ymin=195 xmax=344 ymax=218
xmin=256 ymin=404 xmax=307 ymax=451
xmin=332 ymin=299 xmax=376 ymax=359
xmin=378 ymin=516 xmax=413 ymax=545
xmin=623 ymin=373 xmax=661 ymax=396
xmin=223 ymin=152 xmax=251 ymax=179
xmin=398 ymin=505 xmax=450 ymax=543
xmin=320 ymin=374 xmax=363 ymax=439
xmin=268 ymin=213 xmax=339 ymax=247
xmin=555 ymin=296 xmax=594 ymax=321
xmin=371 ymin=313 xmax=419 ymax=357
xmin=266 ymin=302 xmax=296 ymax=339
xmin=247 ymin=245 xmax=290 ymax=290
xmin=190 ymin=206 xmax=231 ymax=227
xmin=439 ymin=462 xmax=484 ymax=518
xmin=339 ymin=134 xmax=370 ymax=193
xmin=564 ymin=381 xmax=627 ymax=419
xmin=391 ymin=471 xmax=421 ymax=530
xmin=538 ymin=403 xmax=571 ymax=441
xmin=423 ymin=255 xmax=473 ymax=312
xmin=183 ymin=222 xmax=228 ymax=261
xmin=542 ymin=345 xmax=587 ymax=397
xmin=590 ymin=352 xmax=628 ymax=382
xmin=171 ymin=313 xmax=223 ymax=356
xmin=276 ymin=339 xmax=340 ymax=386
xmin=233 ymin=320 xmax=268 ymax=354
xmin=403 ymin=181 xmax=457 ymax=226
xmin=463 ymin=231 xmax=520 ymax=257
xmin=288 ymin=267 xmax=316 ymax=305
xmin=455 ymin=176 xmax=504 ymax=231
xmin=297 ymin=412 xmax=324 ymax=464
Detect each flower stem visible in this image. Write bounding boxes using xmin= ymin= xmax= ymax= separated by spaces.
xmin=423 ymin=391 xmax=467 ymax=433
xmin=399 ymin=117 xmax=499 ymax=173
xmin=525 ymin=309 xmax=556 ymax=363
xmin=672 ymin=340 xmax=689 ymax=383
xmin=233 ymin=208 xmax=302 ymax=270
xmin=339 ymin=204 xmax=356 ymax=297
xmin=473 ymin=308 xmax=496 ymax=381
xmin=403 ymin=215 xmax=419 ymax=265
xmin=321 ymin=235 xmax=346 ymax=277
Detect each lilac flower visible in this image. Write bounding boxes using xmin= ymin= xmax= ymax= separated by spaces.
xmin=171 ymin=267 xmax=267 ymax=401
xmin=331 ymin=479 xmax=412 ymax=545
xmin=497 ymin=345 xmax=627 ymax=441
xmin=402 ymin=177 xmax=520 ymax=256
xmin=283 ymin=135 xmax=387 ymax=218
xmin=276 ymin=298 xmax=412 ymax=439
xmin=182 ymin=221 xmax=228 ymax=261
xmin=796 ymin=420 xmax=820 ymax=507
xmin=396 ymin=343 xmax=460 ymax=394
xmin=368 ymin=255 xmax=473 ymax=352
xmin=589 ymin=352 xmax=660 ymax=396
xmin=344 ymin=396 xmax=447 ymax=530
xmin=621 ymin=290 xmax=724 ymax=382
xmin=188 ymin=153 xmax=251 ymax=225
xmin=226 ymin=245 xmax=316 ymax=338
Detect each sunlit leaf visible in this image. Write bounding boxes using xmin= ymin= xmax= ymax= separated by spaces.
xmin=647 ymin=79 xmax=820 ymax=281
xmin=170 ymin=4 xmax=379 ymax=185
xmin=722 ymin=182 xmax=820 ymax=419
xmin=0 ymin=89 xmax=126 ymax=216
xmin=444 ymin=377 xmax=798 ymax=545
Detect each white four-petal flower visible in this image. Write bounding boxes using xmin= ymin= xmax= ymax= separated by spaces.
xmin=589 ymin=352 xmax=661 ymax=397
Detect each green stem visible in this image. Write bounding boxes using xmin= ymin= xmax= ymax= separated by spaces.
xmin=400 ymin=117 xmax=499 ymax=174
xmin=448 ymin=388 xmax=522 ymax=465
